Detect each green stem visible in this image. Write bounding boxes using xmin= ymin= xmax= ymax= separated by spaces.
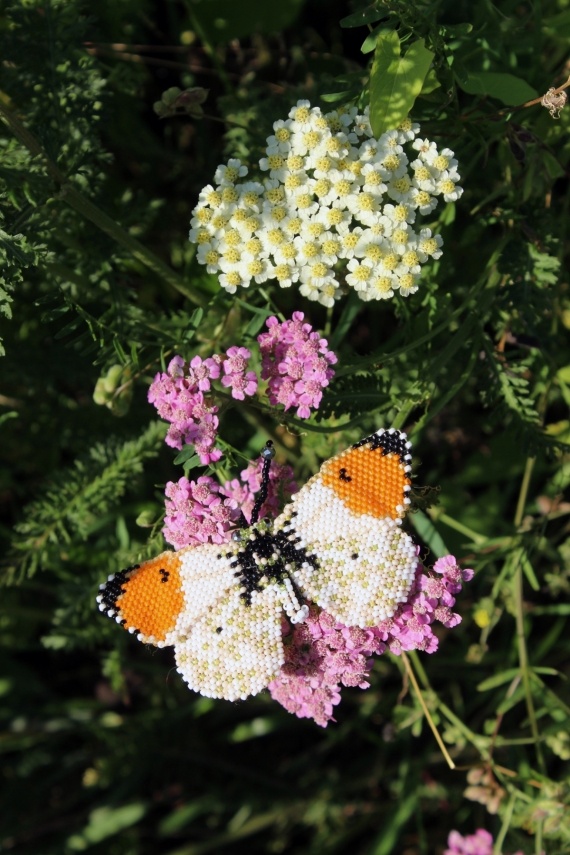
xmin=401 ymin=652 xmax=456 ymax=769
xmin=494 ymin=792 xmax=517 ymax=855
xmin=409 ymin=652 xmax=490 ymax=753
xmin=0 ymin=102 xmax=206 ymax=307
xmin=436 ymin=512 xmax=486 ymax=545
xmin=392 ymin=402 xmax=416 ymax=431
xmin=511 ymin=455 xmax=545 ymax=774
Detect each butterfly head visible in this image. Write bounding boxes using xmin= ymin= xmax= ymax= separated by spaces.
xmin=97 ymin=553 xmax=184 ymax=646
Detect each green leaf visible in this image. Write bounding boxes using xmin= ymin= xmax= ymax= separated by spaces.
xmin=410 ymin=510 xmax=449 ymax=559
xmin=340 ymin=5 xmax=388 ymax=28
xmin=520 ymin=551 xmax=540 ymax=592
xmin=361 ymin=24 xmax=395 ymax=55
xmin=71 ymin=803 xmax=147 ymax=846
xmin=477 ymin=669 xmax=521 ymax=691
xmin=370 ymin=35 xmax=434 ymax=136
xmin=457 ymin=71 xmax=538 ymax=106
xmin=173 ymin=446 xmax=199 ymax=465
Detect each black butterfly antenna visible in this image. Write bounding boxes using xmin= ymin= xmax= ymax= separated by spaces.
xmin=248 ymin=440 xmax=275 ymax=526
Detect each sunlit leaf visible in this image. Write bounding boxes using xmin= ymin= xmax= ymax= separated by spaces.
xmin=370 ymin=35 xmax=434 ymax=136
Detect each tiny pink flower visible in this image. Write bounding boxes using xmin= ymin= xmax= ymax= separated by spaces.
xmin=444 ymin=828 xmax=524 ymax=855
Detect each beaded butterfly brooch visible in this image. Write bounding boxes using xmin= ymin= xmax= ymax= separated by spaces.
xmin=97 ymin=428 xmax=416 ymax=701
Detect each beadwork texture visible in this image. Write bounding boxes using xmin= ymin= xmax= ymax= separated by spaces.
xmin=97 ymin=427 xmax=417 ymax=700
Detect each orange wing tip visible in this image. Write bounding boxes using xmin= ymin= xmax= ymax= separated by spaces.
xmin=321 ymin=427 xmax=413 ymax=521
xmin=97 ymin=553 xmax=185 ymax=645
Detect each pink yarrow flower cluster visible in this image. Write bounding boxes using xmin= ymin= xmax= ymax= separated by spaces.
xmin=258 ymin=312 xmax=337 ymax=418
xmin=148 ymin=314 xmax=336 ymax=463
xmin=268 ymin=555 xmax=474 ymax=726
xmin=148 ymin=354 xmax=224 ymax=465
xmin=162 ymin=463 xmax=298 ymax=549
xmin=445 ymin=829 xmax=523 ymax=855
xmin=163 ymin=475 xmax=241 ymax=550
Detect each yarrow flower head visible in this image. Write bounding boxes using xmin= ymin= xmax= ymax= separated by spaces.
xmin=258 ymin=311 xmax=337 ymax=418
xmin=445 ymin=829 xmax=523 ymax=855
xmin=148 ymin=315 xmax=337 ymax=464
xmin=148 ymin=355 xmax=222 ymax=465
xmin=190 ymin=101 xmax=463 ymax=306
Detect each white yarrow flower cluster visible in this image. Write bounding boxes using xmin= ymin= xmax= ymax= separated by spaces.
xmin=189 ymin=101 xmax=463 ymax=306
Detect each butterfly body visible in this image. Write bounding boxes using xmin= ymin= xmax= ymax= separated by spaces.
xmin=98 ymin=428 xmax=416 ymax=701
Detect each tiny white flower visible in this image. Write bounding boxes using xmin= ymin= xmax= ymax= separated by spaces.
xmin=197 ymin=243 xmax=221 ymax=273
xmin=396 ymin=247 xmax=422 ymax=276
xmin=299 ymin=260 xmax=335 ymax=288
xmin=390 ymin=224 xmax=414 ymax=254
xmin=292 ymin=235 xmax=323 ymax=265
xmin=298 ymin=278 xmax=322 ymax=302
xmin=273 ymin=241 xmax=299 ymax=264
xmin=386 ymin=174 xmax=414 ymax=204
xmin=436 ymin=173 xmax=463 ymax=203
xmin=315 ymin=280 xmax=341 ymax=308
xmin=314 ymin=203 xmax=352 ymax=234
xmin=318 ymin=230 xmax=342 ymax=265
xmin=265 ymin=120 xmax=293 ymax=154
xmin=346 ymin=258 xmax=375 ymax=292
xmin=412 ymin=138 xmax=438 ymax=158
xmin=259 ymin=152 xmax=289 ymax=180
xmin=338 ymin=225 xmax=363 ymax=259
xmin=237 ymin=181 xmax=264 ymax=212
xmin=410 ymin=188 xmax=438 ymax=216
xmin=396 ymin=118 xmax=420 ymax=143
xmin=272 ymin=262 xmax=299 ymax=288
xmin=382 ymin=202 xmax=416 ymax=225
xmin=346 ymin=190 xmax=382 ymax=226
xmin=417 ymin=228 xmax=444 ymax=260
xmin=365 ymin=274 xmax=396 ymax=300
xmin=291 ymin=126 xmax=324 ymax=158
xmin=198 ymin=184 xmax=223 ymax=209
xmin=398 ymin=271 xmax=421 ymax=296
xmin=214 ymin=159 xmax=248 ymax=185
xmin=263 ymin=178 xmax=287 ymax=208
xmin=219 ymin=269 xmax=248 ymax=293
xmin=377 ymin=149 xmax=408 ymax=181
xmin=410 ymin=159 xmax=438 ymax=192
xmin=352 ymin=111 xmax=374 ymax=138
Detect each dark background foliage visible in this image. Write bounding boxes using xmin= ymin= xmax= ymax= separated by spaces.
xmin=1 ymin=0 xmax=569 ymax=853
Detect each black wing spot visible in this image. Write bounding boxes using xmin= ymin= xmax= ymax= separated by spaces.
xmin=339 ymin=467 xmax=352 ymax=482
xmin=159 ymin=568 xmax=170 ymax=583
xmin=351 ymin=553 xmax=359 ymax=560
xmin=216 ymin=627 xmax=223 ymax=634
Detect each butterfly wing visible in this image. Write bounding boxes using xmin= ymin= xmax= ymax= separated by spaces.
xmin=98 ymin=542 xmax=284 ymax=699
xmin=274 ymin=428 xmax=417 ymax=627
xmin=174 ymin=583 xmax=284 ymax=700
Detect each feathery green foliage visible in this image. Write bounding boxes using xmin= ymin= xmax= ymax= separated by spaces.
xmin=1 ymin=0 xmax=569 ymax=853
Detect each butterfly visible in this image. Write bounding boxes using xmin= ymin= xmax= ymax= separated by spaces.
xmin=97 ymin=428 xmax=416 ymax=701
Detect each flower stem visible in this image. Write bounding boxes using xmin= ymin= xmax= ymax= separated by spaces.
xmin=401 ymin=651 xmax=456 ymax=769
